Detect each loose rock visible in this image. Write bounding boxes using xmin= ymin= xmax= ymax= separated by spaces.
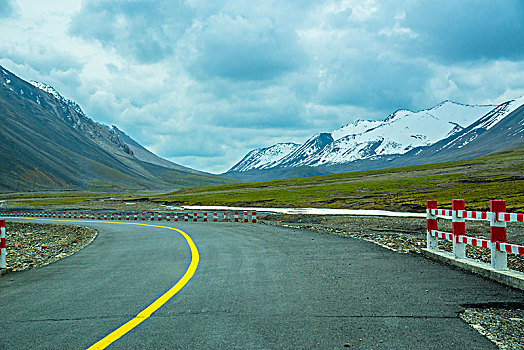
xmin=3 ymin=221 xmax=97 ymax=272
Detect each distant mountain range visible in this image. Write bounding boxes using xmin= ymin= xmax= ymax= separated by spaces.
xmin=0 ymin=65 xmax=234 ymax=192
xmin=3 ymin=63 xmax=522 ymax=190
xmin=227 ymin=97 xmax=524 ymax=180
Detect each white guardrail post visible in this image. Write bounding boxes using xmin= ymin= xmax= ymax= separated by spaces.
xmin=490 ymin=200 xmax=508 ymax=270
xmin=426 ymin=200 xmax=438 ymax=250
xmin=452 ymin=199 xmax=466 ymax=258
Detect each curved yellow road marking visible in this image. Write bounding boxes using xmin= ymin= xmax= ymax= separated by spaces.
xmin=7 ymin=217 xmax=199 ymax=350
xmin=88 ymin=223 xmax=199 ymax=349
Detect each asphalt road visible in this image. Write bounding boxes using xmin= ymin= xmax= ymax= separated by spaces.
xmin=1 ymin=219 xmax=523 ymax=349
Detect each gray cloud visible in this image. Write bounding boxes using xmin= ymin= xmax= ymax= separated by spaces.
xmin=0 ymin=0 xmax=16 ymax=19
xmin=403 ymin=0 xmax=524 ymax=62
xmin=184 ymin=13 xmax=304 ymax=81
xmin=314 ymin=54 xmax=431 ymax=112
xmin=69 ymin=0 xmax=193 ymax=63
xmin=1 ymin=45 xmax=82 ymax=76
xmin=0 ymin=51 xmax=82 ymax=103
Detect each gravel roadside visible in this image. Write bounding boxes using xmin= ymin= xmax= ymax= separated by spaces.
xmin=259 ymin=214 xmax=524 ymax=350
xmin=2 ymin=221 xmax=97 ymax=273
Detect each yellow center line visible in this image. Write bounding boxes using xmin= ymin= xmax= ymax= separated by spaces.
xmin=6 ymin=217 xmax=199 ymax=350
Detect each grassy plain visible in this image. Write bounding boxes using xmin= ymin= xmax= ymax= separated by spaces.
xmin=130 ymin=147 xmax=524 ymax=212
xmin=2 ymin=147 xmax=522 ymax=213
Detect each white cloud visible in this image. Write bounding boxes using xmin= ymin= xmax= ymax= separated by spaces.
xmin=379 ymin=23 xmax=419 ymax=39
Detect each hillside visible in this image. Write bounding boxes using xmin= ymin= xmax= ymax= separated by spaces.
xmin=0 ymin=66 xmax=235 ymax=192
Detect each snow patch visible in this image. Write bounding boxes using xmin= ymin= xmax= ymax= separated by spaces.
xmin=331 ymin=119 xmax=382 ymax=140
xmin=29 ymin=81 xmax=84 ymax=115
xmin=230 ymin=143 xmax=300 ymax=172
xmin=183 ymin=205 xmax=426 ymax=218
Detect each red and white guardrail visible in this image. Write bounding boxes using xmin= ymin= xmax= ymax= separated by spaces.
xmin=426 ymin=199 xmax=524 ymax=271
xmin=1 ymin=219 xmax=6 ymax=269
xmin=0 ymin=210 xmax=259 ymax=269
xmin=0 ymin=210 xmax=258 ymax=224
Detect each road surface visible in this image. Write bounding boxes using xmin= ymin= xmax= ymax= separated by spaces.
xmin=1 ymin=218 xmax=522 ymax=349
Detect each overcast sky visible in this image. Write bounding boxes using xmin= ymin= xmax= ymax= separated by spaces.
xmin=1 ymin=0 xmax=523 ymax=173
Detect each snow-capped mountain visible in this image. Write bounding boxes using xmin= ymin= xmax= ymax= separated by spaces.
xmin=230 ymin=142 xmax=300 ymax=172
xmin=447 ymin=96 xmax=524 ymax=147
xmin=268 ymin=133 xmax=335 ymax=169
xmin=302 ymin=101 xmax=495 ymax=167
xmin=26 ymin=79 xmax=134 ymax=157
xmin=398 ymin=96 xmax=524 ymax=164
xmin=28 ymin=81 xmax=201 ymax=173
xmin=433 ymin=100 xmax=515 ymax=153
xmin=228 ymin=99 xmax=522 ymax=174
xmin=331 ymin=120 xmax=382 ymax=140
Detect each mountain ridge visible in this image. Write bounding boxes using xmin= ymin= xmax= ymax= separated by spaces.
xmin=226 ymin=98 xmax=523 ymax=180
xmin=229 ymin=142 xmax=300 ymax=172
xmin=106 ymin=125 xmax=209 ymax=175
xmin=0 ymin=65 xmax=234 ymax=191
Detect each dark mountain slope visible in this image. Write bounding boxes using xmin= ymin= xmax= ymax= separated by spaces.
xmin=0 ymin=66 xmax=235 ymax=191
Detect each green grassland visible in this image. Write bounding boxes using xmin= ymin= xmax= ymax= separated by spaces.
xmin=129 ymin=147 xmax=524 ymax=212
xmin=3 ymin=147 xmax=522 ymax=212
